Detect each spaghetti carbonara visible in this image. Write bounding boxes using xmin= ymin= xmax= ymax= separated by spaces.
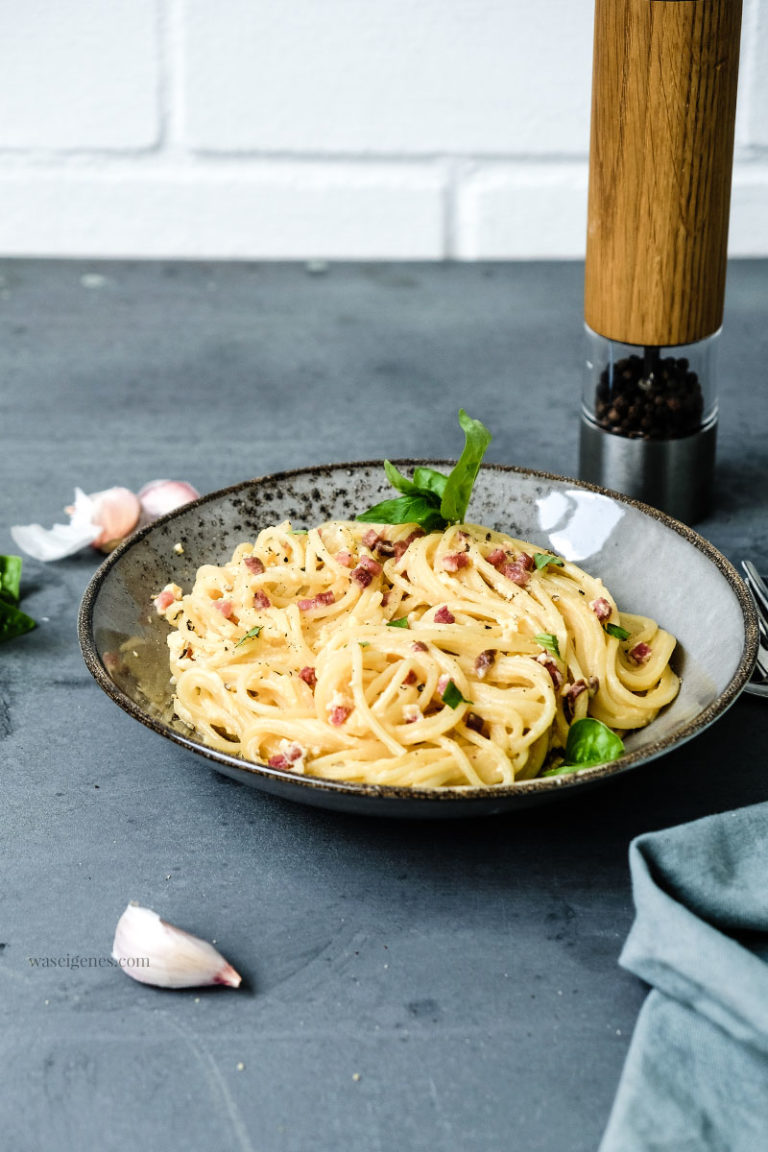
xmin=154 ymin=520 xmax=679 ymax=788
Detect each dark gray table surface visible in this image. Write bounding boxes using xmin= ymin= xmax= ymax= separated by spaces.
xmin=1 ymin=260 xmax=766 ymax=1152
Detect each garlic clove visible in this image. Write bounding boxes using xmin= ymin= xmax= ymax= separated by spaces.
xmin=11 ymin=487 xmax=101 ymax=561
xmin=112 ymin=903 xmax=242 ymax=990
xmin=85 ymin=487 xmax=141 ymax=552
xmin=137 ymin=480 xmax=200 ymax=526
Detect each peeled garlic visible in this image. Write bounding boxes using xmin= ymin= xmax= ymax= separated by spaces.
xmin=112 ymin=903 xmax=241 ymax=990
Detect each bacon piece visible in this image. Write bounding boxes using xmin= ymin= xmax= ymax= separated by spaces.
xmin=403 ymin=670 xmax=418 ymax=686
xmin=299 ymin=666 xmax=317 ymax=689
xmin=336 ymin=550 xmax=355 ymax=568
xmin=268 ymin=753 xmax=290 ymax=769
xmin=486 ymin=548 xmax=507 ymax=569
xmin=351 ymin=555 xmax=382 ymax=587
xmin=474 ymin=649 xmax=496 ymax=678
xmin=268 ymin=741 xmax=305 ymax=770
xmin=411 ymin=641 xmax=428 ymax=653
xmin=298 ymin=591 xmax=335 ymax=611
xmin=561 ymin=679 xmax=587 ymax=703
xmin=500 ymin=560 xmax=531 ymax=587
xmin=362 ymin=529 xmax=381 ymax=549
xmin=442 ymin=552 xmax=470 ymax=572
xmin=518 ymin=552 xmax=535 ymax=572
xmin=536 ymin=653 xmax=563 ymax=689
xmin=628 ymin=642 xmax=652 ymax=665
xmin=253 ymin=591 xmax=271 ymax=609
xmin=213 ymin=599 xmax=234 ymax=618
xmin=329 ymin=705 xmax=351 ymax=726
xmin=393 ymin=529 xmax=424 ymax=561
xmin=244 ymin=555 xmax=264 ymax=574
xmin=464 ymin=712 xmax=485 ymax=734
xmin=403 ymin=704 xmax=421 ymax=724
xmin=153 ymin=589 xmax=177 ymax=613
xmin=590 ymin=597 xmax=612 ymax=622
xmin=437 ymin=674 xmax=450 ymax=696
xmin=434 ymin=606 xmax=455 ymax=624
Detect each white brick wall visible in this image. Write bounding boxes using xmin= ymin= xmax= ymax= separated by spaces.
xmin=0 ymin=0 xmax=765 ymax=260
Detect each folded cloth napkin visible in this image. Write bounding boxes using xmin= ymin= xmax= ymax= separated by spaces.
xmin=599 ymin=802 xmax=768 ymax=1152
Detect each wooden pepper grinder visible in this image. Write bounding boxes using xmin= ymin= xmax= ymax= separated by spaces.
xmin=580 ymin=0 xmax=743 ymax=522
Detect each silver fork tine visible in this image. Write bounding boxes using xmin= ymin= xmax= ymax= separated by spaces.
xmin=741 ymin=560 xmax=768 ymax=695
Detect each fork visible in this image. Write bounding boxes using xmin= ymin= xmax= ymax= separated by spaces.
xmin=741 ymin=560 xmax=768 ymax=697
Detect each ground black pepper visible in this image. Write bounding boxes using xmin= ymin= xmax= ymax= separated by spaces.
xmin=594 ymin=350 xmax=704 ymax=439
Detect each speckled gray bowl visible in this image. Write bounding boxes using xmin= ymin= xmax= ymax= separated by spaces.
xmin=78 ymin=463 xmax=758 ymax=818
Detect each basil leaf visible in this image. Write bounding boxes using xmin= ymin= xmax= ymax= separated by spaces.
xmin=386 ymin=616 xmax=410 ymax=629
xmin=441 ymin=679 xmax=473 ymax=709
xmin=0 ymin=555 xmax=22 ymax=605
xmin=357 ymin=495 xmax=445 ymax=533
xmin=439 ymin=410 xmax=492 ymax=525
xmin=0 ymin=600 xmax=36 ymax=643
xmin=412 ymin=467 xmax=449 ymax=501
xmin=289 ymin=528 xmax=308 ymax=535
xmin=535 ymin=632 xmax=561 ymax=659
xmin=542 ymin=718 xmax=624 ymax=776
xmin=605 ymin=623 xmax=631 ymax=641
xmin=235 ymin=625 xmax=262 ymax=647
xmin=383 ymin=460 xmax=421 ymax=495
xmin=533 ymin=553 xmax=564 ymax=571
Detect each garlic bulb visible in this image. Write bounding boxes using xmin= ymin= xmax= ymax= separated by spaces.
xmin=112 ymin=903 xmax=242 ymax=990
xmin=84 ymin=487 xmax=142 ymax=552
xmin=138 ymin=479 xmax=199 ymax=526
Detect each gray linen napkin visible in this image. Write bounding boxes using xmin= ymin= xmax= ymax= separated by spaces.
xmin=599 ymin=801 xmax=768 ymax=1152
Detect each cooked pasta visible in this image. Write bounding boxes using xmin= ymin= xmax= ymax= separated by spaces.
xmin=155 ymin=520 xmax=679 ymax=788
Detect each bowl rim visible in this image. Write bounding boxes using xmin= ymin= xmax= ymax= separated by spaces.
xmin=78 ymin=461 xmax=760 ymax=803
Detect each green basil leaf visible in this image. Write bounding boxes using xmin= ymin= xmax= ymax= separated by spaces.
xmin=386 ymin=616 xmax=410 ymax=629
xmin=357 ymin=495 xmax=445 ymax=533
xmin=235 ymin=625 xmax=262 ymax=647
xmin=533 ymin=553 xmax=564 ymax=571
xmin=412 ymin=467 xmax=449 ymax=500
xmin=535 ymin=632 xmax=561 ymax=659
xmin=439 ymin=410 xmax=492 ymax=525
xmin=383 ymin=460 xmax=421 ymax=495
xmin=0 ymin=555 xmax=23 ymax=605
xmin=0 ymin=600 xmax=36 ymax=643
xmin=289 ymin=528 xmax=308 ymax=535
xmin=542 ymin=718 xmax=624 ymax=776
xmin=605 ymin=622 xmax=631 ymax=641
xmin=441 ymin=679 xmax=473 ymax=709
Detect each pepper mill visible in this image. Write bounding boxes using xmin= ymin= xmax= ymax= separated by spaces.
xmin=580 ymin=0 xmax=743 ymax=523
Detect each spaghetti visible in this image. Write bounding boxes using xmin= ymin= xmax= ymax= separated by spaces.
xmin=156 ymin=520 xmax=679 ymax=788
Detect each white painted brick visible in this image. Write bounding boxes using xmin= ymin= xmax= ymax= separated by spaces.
xmin=455 ymin=165 xmax=589 ymax=259
xmin=183 ymin=0 xmax=594 ymax=156
xmin=0 ymin=1 xmax=158 ymax=151
xmin=0 ymin=166 xmax=445 ymax=259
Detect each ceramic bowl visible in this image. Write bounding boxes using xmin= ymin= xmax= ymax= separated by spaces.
xmin=78 ymin=463 xmax=758 ymax=818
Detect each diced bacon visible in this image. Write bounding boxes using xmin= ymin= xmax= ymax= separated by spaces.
xmin=253 ymin=591 xmax=271 ymax=609
xmin=213 ymin=599 xmax=234 ymax=618
xmin=518 ymin=552 xmax=535 ymax=571
xmin=329 ymin=705 xmax=351 ymax=726
xmin=393 ymin=529 xmax=424 ymax=561
xmin=381 ymin=591 xmax=391 ymax=607
xmin=434 ymin=605 xmax=455 ymax=624
xmin=268 ymin=754 xmax=290 ymax=769
xmin=437 ymin=674 xmax=450 ymax=696
xmin=442 ymin=552 xmax=470 ymax=572
xmin=375 ymin=539 xmax=396 ymax=558
xmin=500 ymin=561 xmax=531 ymax=587
xmin=299 ymin=666 xmax=317 ymax=689
xmin=411 ymin=641 xmax=428 ymax=653
xmin=561 ymin=679 xmax=587 ymax=702
xmin=352 ymin=554 xmax=382 ymax=586
xmin=590 ymin=597 xmax=612 ymax=622
xmin=474 ymin=649 xmax=496 ymax=678
xmin=268 ymin=740 xmax=306 ymax=771
xmin=487 ymin=548 xmax=507 ymax=569
xmin=336 ymin=550 xmax=355 ymax=568
xmin=298 ymin=591 xmax=336 ymax=611
xmin=244 ymin=555 xmax=264 ymax=574
xmin=629 ymin=642 xmax=652 ymax=665
xmin=536 ymin=653 xmax=564 ymax=689
xmin=403 ymin=669 xmax=418 ymax=685
xmin=403 ymin=704 xmax=421 ymax=724
xmin=362 ymin=529 xmax=381 ymax=549
xmin=153 ymin=589 xmax=177 ymax=614
xmin=464 ymin=712 xmax=485 ymax=734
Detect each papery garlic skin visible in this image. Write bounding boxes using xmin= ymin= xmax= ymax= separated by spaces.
xmin=138 ymin=480 xmax=199 ymax=526
xmin=112 ymin=903 xmax=242 ymax=990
